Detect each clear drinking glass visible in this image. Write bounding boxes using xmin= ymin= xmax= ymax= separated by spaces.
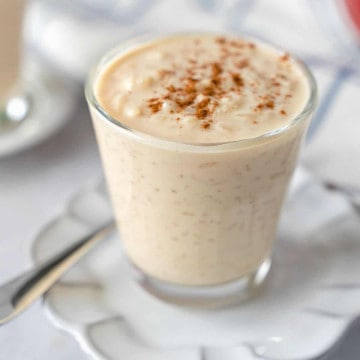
xmin=86 ymin=35 xmax=317 ymax=307
xmin=0 ymin=0 xmax=28 ymax=127
xmin=0 ymin=0 xmax=76 ymax=157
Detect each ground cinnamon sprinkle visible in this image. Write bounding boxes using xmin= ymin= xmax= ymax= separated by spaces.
xmin=197 ymin=97 xmax=211 ymax=109
xmin=159 ymin=69 xmax=174 ymax=77
xmin=148 ymin=98 xmax=162 ymax=113
xmin=229 ymin=40 xmax=245 ymax=48
xmin=144 ymin=36 xmax=290 ymax=128
xmin=236 ymin=59 xmax=249 ymax=68
xmin=201 ymin=120 xmax=213 ymax=129
xmin=272 ymin=80 xmax=281 ymax=87
xmin=215 ymin=37 xmax=226 ymax=44
xmin=280 ymin=53 xmax=289 ymax=62
xmin=211 ymin=78 xmax=221 ymax=87
xmin=202 ymin=86 xmax=216 ymax=96
xmin=184 ymin=78 xmax=197 ymax=93
xmin=174 ymin=93 xmax=197 ymax=108
xmin=167 ymin=85 xmax=176 ymax=93
xmin=232 ymin=73 xmax=244 ymax=87
xmin=265 ymin=100 xmax=275 ymax=109
xmin=212 ymin=63 xmax=223 ymax=77
xmin=196 ymin=108 xmax=209 ymax=119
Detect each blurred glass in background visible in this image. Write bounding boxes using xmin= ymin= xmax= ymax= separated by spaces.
xmin=0 ymin=0 xmax=26 ymax=114
xmin=0 ymin=0 xmax=76 ymax=158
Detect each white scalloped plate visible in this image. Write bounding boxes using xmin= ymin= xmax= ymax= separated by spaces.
xmin=31 ymin=168 xmax=360 ymax=360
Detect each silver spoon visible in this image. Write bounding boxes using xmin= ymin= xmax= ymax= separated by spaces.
xmin=0 ymin=221 xmax=115 ymax=325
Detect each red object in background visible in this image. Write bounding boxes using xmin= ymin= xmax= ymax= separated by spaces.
xmin=345 ymin=0 xmax=360 ymax=35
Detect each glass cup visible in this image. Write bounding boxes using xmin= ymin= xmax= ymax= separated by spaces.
xmin=86 ymin=34 xmax=317 ymax=307
xmin=0 ymin=0 xmax=28 ymax=124
xmin=0 ymin=0 xmax=76 ymax=157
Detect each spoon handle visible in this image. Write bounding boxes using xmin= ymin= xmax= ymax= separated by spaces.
xmin=0 ymin=221 xmax=115 ymax=325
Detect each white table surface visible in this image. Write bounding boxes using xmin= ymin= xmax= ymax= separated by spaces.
xmin=0 ymin=100 xmax=359 ymax=360
xmin=1 ymin=1 xmax=360 ymax=358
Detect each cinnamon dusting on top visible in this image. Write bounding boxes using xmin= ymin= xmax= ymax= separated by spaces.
xmin=236 ymin=59 xmax=249 ymax=69
xmin=215 ymin=37 xmax=226 ymax=45
xmin=142 ymin=36 xmax=296 ymax=130
xmin=167 ymin=85 xmax=176 ymax=93
xmin=148 ymin=98 xmax=162 ymax=113
xmin=231 ymin=73 xmax=244 ymax=87
xmin=144 ymin=37 xmax=267 ymax=128
xmin=201 ymin=120 xmax=213 ymax=129
xmin=265 ymin=100 xmax=275 ymax=109
xmin=97 ymin=34 xmax=307 ymax=141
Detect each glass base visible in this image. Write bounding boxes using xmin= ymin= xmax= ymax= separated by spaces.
xmin=0 ymin=56 xmax=78 ymax=158
xmin=133 ymin=258 xmax=271 ymax=309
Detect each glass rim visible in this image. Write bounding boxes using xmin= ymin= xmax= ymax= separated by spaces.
xmin=85 ymin=32 xmax=318 ymax=152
